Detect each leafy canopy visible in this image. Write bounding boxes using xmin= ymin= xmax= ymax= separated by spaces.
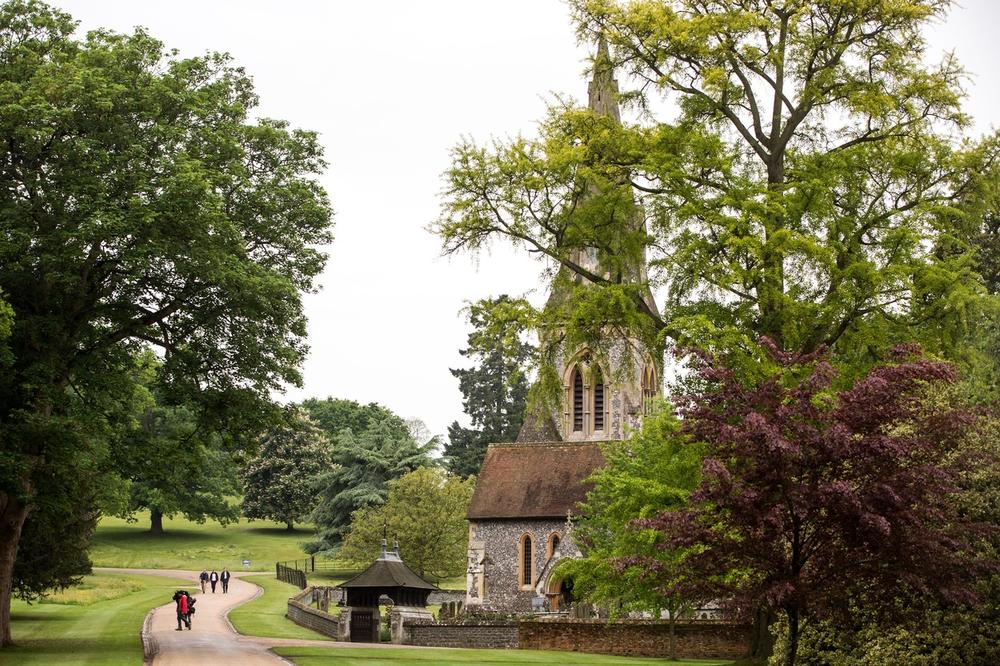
xmin=557 ymin=405 xmax=704 ymax=618
xmin=306 ymin=417 xmax=435 ymax=555
xmin=648 ymin=341 xmax=994 ymax=666
xmin=435 ymin=0 xmax=998 ymax=381
xmin=0 ymin=0 xmax=331 ymax=642
xmin=300 ymin=397 xmax=411 ymax=443
xmin=240 ymin=410 xmax=331 ymax=530
xmin=337 ymin=467 xmax=475 ymax=582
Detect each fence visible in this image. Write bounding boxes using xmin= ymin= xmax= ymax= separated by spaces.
xmin=275 ymin=557 xmax=361 ymax=589
xmin=276 ymin=561 xmax=307 ymax=589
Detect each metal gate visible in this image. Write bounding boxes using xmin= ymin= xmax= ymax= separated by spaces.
xmin=350 ymin=609 xmax=375 ymax=642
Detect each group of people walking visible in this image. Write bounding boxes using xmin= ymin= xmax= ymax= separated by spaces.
xmin=171 ymin=568 xmax=233 ymax=631
xmin=199 ymin=568 xmax=231 ymax=594
xmin=172 ymin=590 xmax=196 ymax=631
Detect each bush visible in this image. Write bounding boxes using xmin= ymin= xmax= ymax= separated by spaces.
xmin=768 ymin=607 xmax=1000 ymax=666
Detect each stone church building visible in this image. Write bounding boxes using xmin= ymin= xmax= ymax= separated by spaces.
xmin=465 ymin=42 xmax=662 ymax=613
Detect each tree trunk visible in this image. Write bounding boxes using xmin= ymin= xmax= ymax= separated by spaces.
xmin=0 ymin=491 xmax=31 ymax=647
xmin=285 ymin=520 xmax=294 ymax=531
xmin=784 ymin=607 xmax=799 ymax=666
xmin=149 ymin=509 xmax=164 ymax=535
xmin=668 ymin=612 xmax=677 ymax=660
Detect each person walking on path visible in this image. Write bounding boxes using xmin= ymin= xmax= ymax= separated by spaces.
xmin=184 ymin=591 xmax=196 ymax=628
xmin=172 ymin=590 xmax=191 ymax=630
xmin=210 ymin=570 xmax=219 ymax=593
xmin=199 ymin=570 xmax=209 ymax=593
xmin=220 ymin=568 xmax=231 ymax=594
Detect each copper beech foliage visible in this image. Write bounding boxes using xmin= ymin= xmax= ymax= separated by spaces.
xmin=627 ymin=340 xmax=995 ymax=637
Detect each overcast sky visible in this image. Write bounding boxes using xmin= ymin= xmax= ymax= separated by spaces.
xmin=54 ymin=1 xmax=1000 ymax=438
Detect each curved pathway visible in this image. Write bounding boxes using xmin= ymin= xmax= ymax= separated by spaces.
xmin=98 ymin=567 xmax=422 ymax=665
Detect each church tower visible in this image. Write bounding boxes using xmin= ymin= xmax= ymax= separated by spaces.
xmin=464 ymin=41 xmax=663 ymax=613
xmin=520 ymin=37 xmax=662 ymax=444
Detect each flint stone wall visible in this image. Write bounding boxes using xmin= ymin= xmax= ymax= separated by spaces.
xmin=466 ymin=518 xmax=572 ymax=612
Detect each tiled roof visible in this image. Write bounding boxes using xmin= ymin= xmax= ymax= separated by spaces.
xmin=467 ymin=442 xmax=605 ymax=520
xmin=516 ymin=409 xmax=562 ymax=443
xmin=339 ymin=556 xmax=438 ymax=591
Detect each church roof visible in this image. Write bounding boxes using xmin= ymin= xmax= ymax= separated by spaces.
xmin=338 ymin=542 xmax=438 ymax=591
xmin=467 ymin=442 xmax=605 ymax=520
xmin=516 ymin=408 xmax=562 ymax=443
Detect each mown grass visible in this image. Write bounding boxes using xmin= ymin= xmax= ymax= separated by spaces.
xmin=91 ymin=511 xmax=319 ymax=571
xmin=0 ymin=571 xmax=190 ymax=666
xmin=228 ymin=574 xmax=333 ymax=641
xmin=276 ymin=646 xmax=735 ymax=665
xmin=36 ymin=574 xmax=146 ymax=606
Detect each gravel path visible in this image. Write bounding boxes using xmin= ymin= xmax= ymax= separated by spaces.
xmin=95 ymin=567 xmax=430 ymax=665
xmin=96 ymin=568 xmax=292 ymax=665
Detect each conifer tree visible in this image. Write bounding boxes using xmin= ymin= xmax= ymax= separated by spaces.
xmin=445 ymin=296 xmax=532 ymax=477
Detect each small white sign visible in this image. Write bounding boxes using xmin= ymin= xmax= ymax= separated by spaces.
xmin=242 ymin=559 xmax=250 ymax=568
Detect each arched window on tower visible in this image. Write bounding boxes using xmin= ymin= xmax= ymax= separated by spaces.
xmin=642 ymin=364 xmax=657 ymax=415
xmin=520 ymin=534 xmax=533 ymax=587
xmin=572 ymin=365 xmax=584 ymax=432
xmin=593 ymin=367 xmax=605 ymax=432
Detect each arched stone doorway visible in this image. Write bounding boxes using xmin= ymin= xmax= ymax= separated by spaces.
xmin=545 ymin=573 xmax=575 ymax=612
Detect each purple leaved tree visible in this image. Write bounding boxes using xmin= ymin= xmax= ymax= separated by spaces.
xmin=643 ymin=341 xmax=995 ymax=666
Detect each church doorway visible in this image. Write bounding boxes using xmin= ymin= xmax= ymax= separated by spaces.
xmin=545 ymin=574 xmax=575 ymax=611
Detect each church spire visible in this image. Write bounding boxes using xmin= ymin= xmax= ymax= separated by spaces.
xmin=587 ymin=36 xmax=620 ymax=123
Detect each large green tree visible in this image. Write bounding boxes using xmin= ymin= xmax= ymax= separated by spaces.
xmin=337 ymin=467 xmax=475 ymax=582
xmin=108 ymin=353 xmax=241 ymax=534
xmin=445 ymin=296 xmax=533 ymax=477
xmin=0 ymin=0 xmax=331 ymax=645
xmin=240 ymin=410 xmax=331 ymax=531
xmin=436 ymin=0 xmax=996 ymax=381
xmin=300 ymin=397 xmax=410 ymax=443
xmin=306 ymin=417 xmax=436 ymax=555
xmin=556 ymin=405 xmax=704 ymax=659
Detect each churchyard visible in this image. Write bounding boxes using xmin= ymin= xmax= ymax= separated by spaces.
xmin=2 ymin=1 xmax=999 ymax=665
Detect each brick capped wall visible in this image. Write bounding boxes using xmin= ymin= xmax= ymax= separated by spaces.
xmin=518 ymin=619 xmax=752 ymax=660
xmin=406 ymin=623 xmax=519 ymax=649
xmin=286 ymin=589 xmax=341 ymax=639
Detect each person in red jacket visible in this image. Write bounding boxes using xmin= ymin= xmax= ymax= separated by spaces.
xmin=172 ymin=590 xmax=191 ymax=630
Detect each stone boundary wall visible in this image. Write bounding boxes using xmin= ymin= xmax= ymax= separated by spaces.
xmin=406 ymin=622 xmax=519 ymax=649
xmin=286 ymin=587 xmax=341 ymax=639
xmin=518 ymin=619 xmax=752 ymax=660
xmin=141 ymin=608 xmax=158 ymax=665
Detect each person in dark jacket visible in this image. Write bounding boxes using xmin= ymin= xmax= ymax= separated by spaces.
xmin=199 ymin=570 xmax=209 ymax=593
xmin=209 ymin=570 xmax=219 ymax=593
xmin=220 ymin=568 xmax=231 ymax=594
xmin=172 ymin=590 xmax=191 ymax=630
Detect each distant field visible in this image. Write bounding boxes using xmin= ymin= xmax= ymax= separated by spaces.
xmin=276 ymin=646 xmax=735 ymax=665
xmin=91 ymin=511 xmax=317 ymax=571
xmin=0 ymin=571 xmax=190 ymax=666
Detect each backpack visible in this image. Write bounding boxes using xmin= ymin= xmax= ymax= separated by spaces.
xmin=186 ymin=595 xmax=196 ymax=615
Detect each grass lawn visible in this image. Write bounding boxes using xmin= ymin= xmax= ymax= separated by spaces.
xmin=228 ymin=574 xmax=332 ymax=640
xmin=275 ymin=646 xmax=735 ymax=665
xmin=0 ymin=571 xmax=190 ymax=666
xmin=91 ymin=510 xmax=318 ymax=571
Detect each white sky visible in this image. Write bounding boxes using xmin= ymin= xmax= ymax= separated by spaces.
xmin=54 ymin=1 xmax=1000 ymax=438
